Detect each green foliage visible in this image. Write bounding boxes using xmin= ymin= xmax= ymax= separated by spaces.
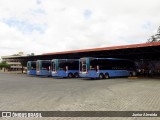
xmin=0 ymin=62 xmax=11 ymax=69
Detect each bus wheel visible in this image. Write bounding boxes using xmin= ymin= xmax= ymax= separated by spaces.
xmin=99 ymin=73 xmax=104 ymax=79
xmin=74 ymin=73 xmax=79 ymax=78
xmin=68 ymin=73 xmax=73 ymax=78
xmin=105 ymin=73 xmax=109 ymax=79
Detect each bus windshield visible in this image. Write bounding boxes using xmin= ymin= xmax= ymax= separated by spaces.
xmin=31 ymin=62 xmax=36 ymax=70
xmin=41 ymin=61 xmax=51 ymax=71
xmin=59 ymin=59 xmax=67 ymax=70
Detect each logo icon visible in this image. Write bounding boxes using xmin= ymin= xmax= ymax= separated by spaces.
xmin=2 ymin=112 xmax=11 ymax=117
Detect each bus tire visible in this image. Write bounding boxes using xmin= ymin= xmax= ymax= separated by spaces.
xmin=74 ymin=73 xmax=79 ymax=78
xmin=104 ymin=73 xmax=109 ymax=79
xmin=68 ymin=73 xmax=73 ymax=78
xmin=99 ymin=73 xmax=104 ymax=79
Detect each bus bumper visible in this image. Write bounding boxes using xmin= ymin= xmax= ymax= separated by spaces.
xmin=52 ymin=71 xmax=67 ymax=77
xmin=36 ymin=70 xmax=51 ymax=76
xmin=27 ymin=70 xmax=36 ymax=75
xmin=80 ymin=73 xmax=99 ymax=78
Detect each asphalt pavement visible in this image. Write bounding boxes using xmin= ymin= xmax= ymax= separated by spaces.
xmin=0 ymin=72 xmax=160 ymax=120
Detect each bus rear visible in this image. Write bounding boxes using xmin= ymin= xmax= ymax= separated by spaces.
xmin=27 ymin=61 xmax=36 ymax=75
xmin=79 ymin=57 xmax=97 ymax=78
xmin=80 ymin=57 xmax=104 ymax=78
xmin=51 ymin=59 xmax=79 ymax=78
xmin=36 ymin=60 xmax=51 ymax=76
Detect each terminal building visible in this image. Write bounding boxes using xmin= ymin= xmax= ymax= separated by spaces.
xmin=1 ymin=42 xmax=160 ymax=76
xmin=1 ymin=52 xmax=25 ymax=71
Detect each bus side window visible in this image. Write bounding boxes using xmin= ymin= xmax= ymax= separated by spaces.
xmin=90 ymin=65 xmax=94 ymax=70
xmin=46 ymin=67 xmax=48 ymax=71
xmin=42 ymin=67 xmax=46 ymax=70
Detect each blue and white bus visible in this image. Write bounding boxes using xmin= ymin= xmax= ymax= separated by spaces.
xmin=36 ymin=60 xmax=51 ymax=76
xmin=51 ymin=59 xmax=79 ymax=78
xmin=79 ymin=57 xmax=136 ymax=79
xmin=27 ymin=61 xmax=36 ymax=75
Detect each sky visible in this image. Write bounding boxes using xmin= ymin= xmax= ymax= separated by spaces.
xmin=0 ymin=0 xmax=160 ymax=57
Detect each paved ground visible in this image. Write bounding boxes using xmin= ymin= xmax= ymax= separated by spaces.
xmin=0 ymin=72 xmax=160 ymax=120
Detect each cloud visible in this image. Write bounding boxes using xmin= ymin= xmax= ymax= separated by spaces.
xmin=30 ymin=8 xmax=46 ymax=15
xmin=3 ymin=17 xmax=47 ymax=33
xmin=0 ymin=0 xmax=160 ymax=57
xmin=36 ymin=0 xmax=42 ymax=5
xmin=83 ymin=9 xmax=92 ymax=20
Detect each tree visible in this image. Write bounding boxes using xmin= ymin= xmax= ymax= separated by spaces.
xmin=0 ymin=61 xmax=11 ymax=71
xmin=147 ymin=26 xmax=160 ymax=43
xmin=147 ymin=35 xmax=157 ymax=43
xmin=20 ymin=60 xmax=28 ymax=73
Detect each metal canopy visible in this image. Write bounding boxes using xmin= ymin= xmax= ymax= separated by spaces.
xmin=6 ymin=42 xmax=160 ymax=63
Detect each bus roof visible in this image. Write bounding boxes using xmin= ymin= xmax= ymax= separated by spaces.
xmin=52 ymin=59 xmax=79 ymax=61
xmin=80 ymin=57 xmax=129 ymax=60
xmin=37 ymin=60 xmax=51 ymax=61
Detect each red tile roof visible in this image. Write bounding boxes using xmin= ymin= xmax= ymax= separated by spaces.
xmin=43 ymin=42 xmax=160 ymax=55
